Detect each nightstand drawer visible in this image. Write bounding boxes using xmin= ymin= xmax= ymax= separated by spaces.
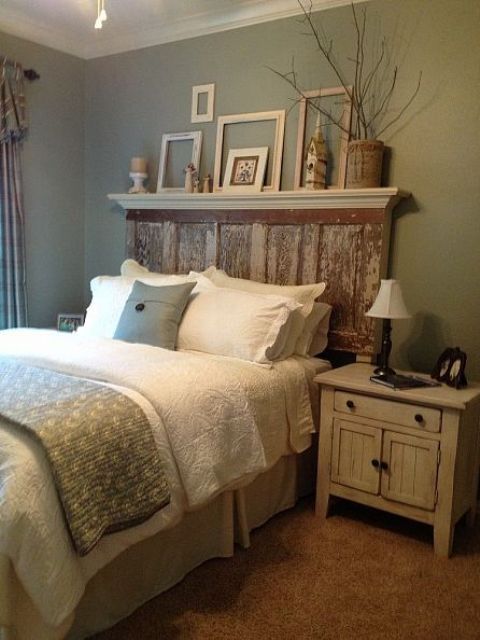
xmin=334 ymin=391 xmax=441 ymax=433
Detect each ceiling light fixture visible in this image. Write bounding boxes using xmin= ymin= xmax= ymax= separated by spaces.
xmin=94 ymin=0 xmax=107 ymax=29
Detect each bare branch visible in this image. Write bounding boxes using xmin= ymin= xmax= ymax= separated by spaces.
xmin=267 ymin=64 xmax=351 ymax=135
xmin=296 ymin=0 xmax=353 ymax=103
xmin=269 ymin=0 xmax=422 ymax=141
xmin=375 ymin=71 xmax=423 ymax=138
xmin=365 ymin=66 xmax=398 ymax=133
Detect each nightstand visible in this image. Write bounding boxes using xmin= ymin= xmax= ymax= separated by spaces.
xmin=314 ymin=363 xmax=480 ymax=557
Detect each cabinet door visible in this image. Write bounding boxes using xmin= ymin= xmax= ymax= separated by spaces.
xmin=381 ymin=431 xmax=439 ymax=510
xmin=331 ymin=419 xmax=382 ymax=494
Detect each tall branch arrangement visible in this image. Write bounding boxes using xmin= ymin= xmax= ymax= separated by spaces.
xmin=271 ymin=1 xmax=422 ymax=140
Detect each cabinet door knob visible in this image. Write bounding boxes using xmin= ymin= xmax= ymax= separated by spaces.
xmin=371 ymin=459 xmax=380 ymax=468
xmin=414 ymin=414 xmax=424 ymax=423
xmin=346 ymin=400 xmax=355 ymax=409
xmin=380 ymin=461 xmax=389 ymax=471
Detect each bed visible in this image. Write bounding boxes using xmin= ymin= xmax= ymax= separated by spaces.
xmin=0 ymin=195 xmax=395 ymax=639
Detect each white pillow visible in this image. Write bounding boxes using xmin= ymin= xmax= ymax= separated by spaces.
xmin=195 ymin=267 xmax=326 ymax=356
xmin=121 ymin=259 xmax=216 ymax=279
xmin=295 ymin=302 xmax=332 ymax=356
xmin=177 ymin=278 xmax=302 ymax=364
xmin=83 ymin=274 xmax=196 ymax=338
xmin=309 ymin=303 xmax=333 ymax=355
xmin=120 ymin=259 xmax=150 ymax=277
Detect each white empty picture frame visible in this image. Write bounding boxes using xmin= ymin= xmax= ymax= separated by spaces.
xmin=294 ymin=86 xmax=352 ymax=190
xmin=213 ymin=110 xmax=285 ymax=192
xmin=156 ymin=131 xmax=202 ymax=192
xmin=191 ymin=84 xmax=215 ymax=123
xmin=223 ymin=147 xmax=269 ymax=193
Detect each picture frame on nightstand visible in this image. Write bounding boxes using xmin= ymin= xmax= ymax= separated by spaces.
xmin=57 ymin=313 xmax=84 ymax=332
xmin=431 ymin=346 xmax=468 ymax=389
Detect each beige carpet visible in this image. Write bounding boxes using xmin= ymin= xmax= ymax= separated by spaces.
xmin=94 ymin=498 xmax=480 ymax=640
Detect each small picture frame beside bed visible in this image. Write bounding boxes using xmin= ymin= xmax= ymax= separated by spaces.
xmin=57 ymin=313 xmax=84 ymax=332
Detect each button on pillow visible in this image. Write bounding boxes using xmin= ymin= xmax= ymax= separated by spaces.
xmin=114 ymin=280 xmax=195 ymax=349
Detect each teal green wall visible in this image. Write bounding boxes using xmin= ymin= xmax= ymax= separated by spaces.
xmin=3 ymin=0 xmax=480 ymax=378
xmin=0 ymin=31 xmax=85 ymax=327
xmin=85 ymin=0 xmax=480 ymax=378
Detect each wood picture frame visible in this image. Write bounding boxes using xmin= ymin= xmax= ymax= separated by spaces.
xmin=294 ymin=86 xmax=352 ymax=191
xmin=191 ymin=83 xmax=215 ymax=123
xmin=222 ymin=147 xmax=269 ymax=193
xmin=156 ymin=131 xmax=202 ymax=192
xmin=213 ymin=110 xmax=285 ymax=192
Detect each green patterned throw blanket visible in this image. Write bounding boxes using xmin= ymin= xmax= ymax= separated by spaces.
xmin=0 ymin=357 xmax=170 ymax=555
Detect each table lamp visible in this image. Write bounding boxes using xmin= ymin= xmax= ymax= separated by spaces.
xmin=366 ymin=279 xmax=411 ymax=376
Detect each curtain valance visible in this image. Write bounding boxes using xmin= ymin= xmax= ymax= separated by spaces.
xmin=0 ymin=60 xmax=27 ymax=143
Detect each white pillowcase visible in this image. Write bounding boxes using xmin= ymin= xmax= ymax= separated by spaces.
xmin=82 ymin=274 xmax=196 ymax=338
xmin=120 ymin=259 xmax=150 ymax=277
xmin=177 ymin=277 xmax=302 ymax=364
xmin=195 ymin=267 xmax=326 ymax=356
xmin=295 ymin=302 xmax=332 ymax=356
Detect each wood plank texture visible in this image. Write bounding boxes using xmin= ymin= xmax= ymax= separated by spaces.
xmin=125 ymin=206 xmax=392 ymax=355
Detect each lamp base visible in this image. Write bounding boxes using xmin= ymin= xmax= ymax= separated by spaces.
xmin=373 ymin=364 xmax=396 ymax=377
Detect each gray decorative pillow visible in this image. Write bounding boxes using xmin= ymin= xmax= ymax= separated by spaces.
xmin=114 ymin=280 xmax=195 ymax=349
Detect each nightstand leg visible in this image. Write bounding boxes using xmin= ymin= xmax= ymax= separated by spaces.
xmin=466 ymin=506 xmax=476 ymax=528
xmin=433 ymin=521 xmax=454 ymax=558
xmin=315 ymin=491 xmax=331 ymax=520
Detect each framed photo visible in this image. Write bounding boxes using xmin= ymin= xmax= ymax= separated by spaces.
xmin=223 ymin=147 xmax=268 ymax=193
xmin=191 ymin=83 xmax=215 ymax=123
xmin=431 ymin=346 xmax=468 ymax=389
xmin=57 ymin=313 xmax=84 ymax=332
xmin=156 ymin=131 xmax=202 ymax=192
xmin=213 ymin=110 xmax=285 ymax=192
xmin=294 ymin=86 xmax=352 ymax=190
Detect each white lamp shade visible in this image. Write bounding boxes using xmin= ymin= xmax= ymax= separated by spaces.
xmin=366 ymin=279 xmax=411 ymax=319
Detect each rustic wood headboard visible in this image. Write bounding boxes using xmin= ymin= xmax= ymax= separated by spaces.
xmin=112 ymin=190 xmax=407 ymax=356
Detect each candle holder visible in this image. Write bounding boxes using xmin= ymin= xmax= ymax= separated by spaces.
xmin=128 ymin=172 xmax=148 ymax=194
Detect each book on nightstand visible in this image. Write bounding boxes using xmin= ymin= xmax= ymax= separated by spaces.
xmin=370 ymin=373 xmax=442 ymax=390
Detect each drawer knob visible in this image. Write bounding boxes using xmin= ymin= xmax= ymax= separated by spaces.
xmin=380 ymin=461 xmax=389 ymax=471
xmin=371 ymin=459 xmax=380 ymax=468
xmin=414 ymin=414 xmax=424 ymax=423
xmin=346 ymin=400 xmax=355 ymax=409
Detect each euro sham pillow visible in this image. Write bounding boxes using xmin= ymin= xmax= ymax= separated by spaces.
xmin=309 ymin=303 xmax=333 ymax=355
xmin=295 ymin=302 xmax=333 ymax=356
xmin=121 ymin=259 xmax=215 ymax=279
xmin=114 ymin=280 xmax=195 ymax=349
xmin=120 ymin=259 xmax=151 ymax=277
xmin=177 ymin=278 xmax=302 ymax=364
xmin=194 ymin=267 xmax=326 ymax=357
xmin=82 ymin=274 xmax=196 ymax=338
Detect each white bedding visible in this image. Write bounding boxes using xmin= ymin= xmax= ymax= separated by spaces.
xmin=0 ymin=329 xmax=327 ymax=628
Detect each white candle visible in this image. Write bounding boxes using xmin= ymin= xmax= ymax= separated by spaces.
xmin=130 ymin=157 xmax=147 ymax=173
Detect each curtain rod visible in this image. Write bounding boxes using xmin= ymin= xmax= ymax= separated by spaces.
xmin=2 ymin=55 xmax=40 ymax=81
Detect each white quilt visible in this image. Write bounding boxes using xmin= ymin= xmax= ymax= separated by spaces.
xmin=0 ymin=329 xmax=319 ymax=628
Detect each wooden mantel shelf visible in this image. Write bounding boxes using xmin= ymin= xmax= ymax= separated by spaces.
xmin=108 ymin=188 xmax=409 ymax=211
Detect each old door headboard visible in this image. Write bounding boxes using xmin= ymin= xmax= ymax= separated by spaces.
xmin=110 ymin=190 xmax=408 ymax=357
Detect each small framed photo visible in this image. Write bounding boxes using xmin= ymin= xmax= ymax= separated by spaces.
xmin=57 ymin=313 xmax=84 ymax=332
xmin=431 ymin=346 xmax=468 ymax=389
xmin=223 ymin=147 xmax=268 ymax=193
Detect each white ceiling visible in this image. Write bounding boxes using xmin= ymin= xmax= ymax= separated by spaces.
xmin=0 ymin=0 xmax=360 ymax=60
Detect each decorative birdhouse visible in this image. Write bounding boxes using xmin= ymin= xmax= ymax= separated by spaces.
xmin=305 ymin=115 xmax=328 ymax=190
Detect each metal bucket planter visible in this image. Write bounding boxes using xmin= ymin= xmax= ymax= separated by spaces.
xmin=345 ymin=139 xmax=384 ymax=188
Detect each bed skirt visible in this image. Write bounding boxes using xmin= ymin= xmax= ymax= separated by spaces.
xmin=0 ymin=449 xmax=315 ymax=640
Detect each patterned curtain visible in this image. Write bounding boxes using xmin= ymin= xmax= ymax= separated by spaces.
xmin=0 ymin=60 xmax=28 ymax=328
